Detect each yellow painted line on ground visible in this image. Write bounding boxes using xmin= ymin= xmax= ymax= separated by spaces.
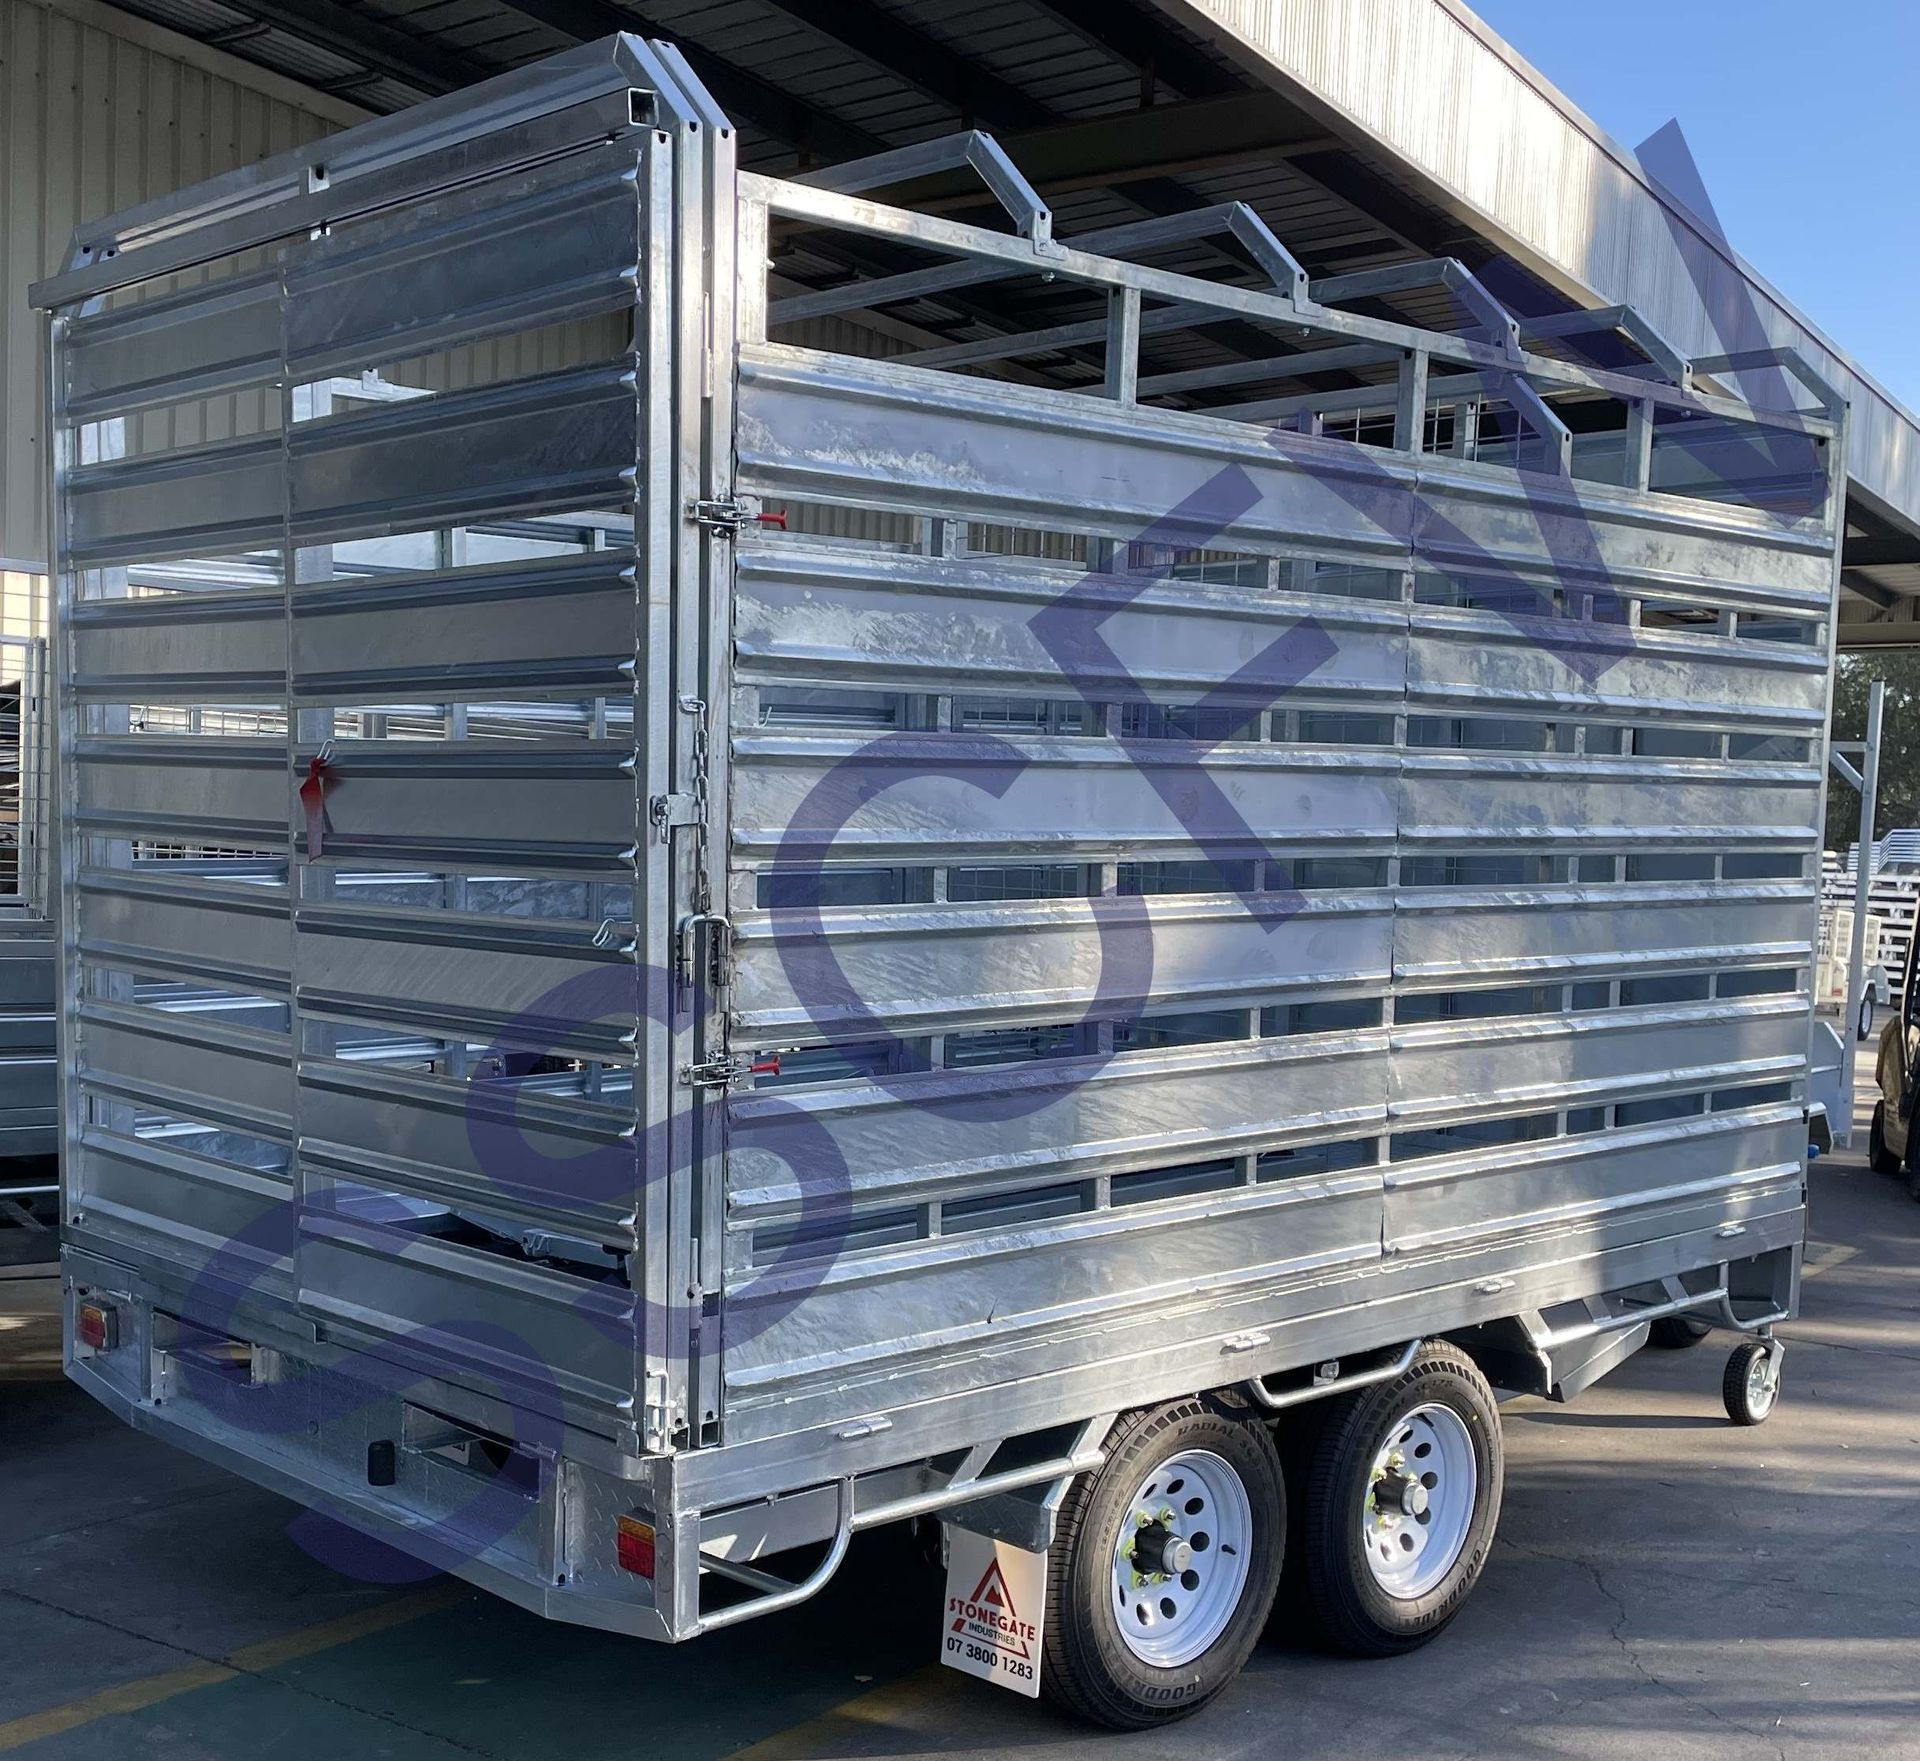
xmin=0 ymin=1662 xmax=238 ymax=1755
xmin=0 ymin=1581 xmax=469 ymax=1754
xmin=1801 ymin=1241 xmax=1860 ymax=1282
xmin=726 ymin=1665 xmax=950 ymax=1761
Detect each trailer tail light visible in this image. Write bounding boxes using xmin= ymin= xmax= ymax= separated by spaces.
xmin=77 ymin=1302 xmax=117 ymax=1351
xmin=616 ymin=1514 xmax=657 ymax=1578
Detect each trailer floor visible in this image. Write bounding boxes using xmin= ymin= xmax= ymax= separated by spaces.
xmin=4 ymin=1113 xmax=1916 ymax=1761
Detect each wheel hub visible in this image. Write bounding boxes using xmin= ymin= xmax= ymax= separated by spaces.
xmin=1360 ymin=1403 xmax=1478 ymax=1601
xmin=1373 ymin=1471 xmax=1429 ymax=1518
xmin=1109 ymin=1449 xmax=1254 ymax=1668
xmin=1131 ymin=1523 xmax=1195 ymax=1577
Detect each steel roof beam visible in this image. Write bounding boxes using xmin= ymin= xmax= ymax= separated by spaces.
xmin=492 ymin=0 xmax=882 ymax=160
xmin=754 ymin=0 xmax=1054 ymax=129
xmin=1843 ymin=535 xmax=1920 ymax=570
xmin=892 ymin=94 xmax=1336 ymax=203
xmin=183 ymin=0 xmax=488 ymax=96
xmin=1029 ymin=0 xmax=1242 ymax=100
xmin=1836 ymin=583 xmax=1910 ymax=616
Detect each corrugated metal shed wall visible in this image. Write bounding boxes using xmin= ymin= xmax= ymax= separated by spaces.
xmin=1 ymin=0 xmax=347 ymax=575
xmin=1 ymin=0 xmax=627 ymax=584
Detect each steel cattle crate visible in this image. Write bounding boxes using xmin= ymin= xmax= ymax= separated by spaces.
xmin=35 ymin=33 xmax=1837 ymax=1713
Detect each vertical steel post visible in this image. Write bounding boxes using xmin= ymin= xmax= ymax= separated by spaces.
xmin=1838 ymin=678 xmax=1884 ymax=1135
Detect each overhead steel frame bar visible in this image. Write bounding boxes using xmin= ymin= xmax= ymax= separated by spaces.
xmin=766 ymin=196 xmax=1305 ymax=327
xmin=1516 ymin=306 xmax=1694 ymax=394
xmin=795 ymin=131 xmax=1059 ymax=249
xmin=752 ymin=159 xmax=1840 ymax=486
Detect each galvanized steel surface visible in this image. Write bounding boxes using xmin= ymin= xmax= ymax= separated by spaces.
xmin=35 ymin=34 xmax=1829 ymax=1632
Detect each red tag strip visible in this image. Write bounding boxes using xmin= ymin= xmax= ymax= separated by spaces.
xmin=298 ymin=754 xmax=331 ymax=858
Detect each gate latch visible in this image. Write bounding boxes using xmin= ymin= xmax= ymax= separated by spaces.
xmin=688 ymin=497 xmax=787 ymax=534
xmin=680 ymin=1054 xmax=751 ymax=1088
xmin=649 ymin=791 xmax=699 ymax=842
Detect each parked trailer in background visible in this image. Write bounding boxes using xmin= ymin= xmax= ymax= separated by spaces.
xmin=36 ymin=38 xmax=1836 ymax=1727
xmin=1815 ymin=902 xmax=1890 ymax=1040
xmin=0 ymin=638 xmax=58 ymax=1283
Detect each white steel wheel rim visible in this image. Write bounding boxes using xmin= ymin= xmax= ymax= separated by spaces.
xmin=1110 ymin=1448 xmax=1253 ymax=1668
xmin=1746 ymin=1349 xmax=1779 ymax=1415
xmin=1361 ymin=1403 xmax=1477 ymax=1600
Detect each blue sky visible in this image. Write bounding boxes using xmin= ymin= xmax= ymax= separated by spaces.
xmin=1466 ymin=0 xmax=1920 ymax=411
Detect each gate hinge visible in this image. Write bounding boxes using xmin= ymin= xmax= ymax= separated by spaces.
xmin=649 ymin=790 xmax=699 ymax=842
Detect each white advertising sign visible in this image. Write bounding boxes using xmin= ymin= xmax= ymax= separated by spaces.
xmin=940 ymin=1528 xmax=1048 ymax=1698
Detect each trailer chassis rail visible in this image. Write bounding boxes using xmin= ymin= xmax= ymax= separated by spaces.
xmin=693 ymin=1412 xmax=1113 ymax=1632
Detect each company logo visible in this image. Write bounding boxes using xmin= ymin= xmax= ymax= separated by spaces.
xmin=948 ymin=1558 xmax=1038 ymax=1662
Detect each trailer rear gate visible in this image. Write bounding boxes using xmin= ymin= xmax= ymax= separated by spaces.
xmin=35 ymin=36 xmax=1832 ymax=1644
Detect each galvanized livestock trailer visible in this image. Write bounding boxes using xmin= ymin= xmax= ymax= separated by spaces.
xmin=35 ymin=37 xmax=1837 ymax=1727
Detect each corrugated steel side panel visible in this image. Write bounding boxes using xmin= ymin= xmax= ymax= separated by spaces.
xmin=1171 ymin=0 xmax=1920 ymax=538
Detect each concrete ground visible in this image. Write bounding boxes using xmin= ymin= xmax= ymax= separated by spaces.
xmin=2 ymin=1084 xmax=1916 ymax=1760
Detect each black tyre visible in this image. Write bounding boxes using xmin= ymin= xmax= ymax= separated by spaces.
xmin=1858 ymin=996 xmax=1876 ymax=1042
xmin=1870 ymin=1102 xmax=1902 ymax=1175
xmin=1041 ymin=1396 xmax=1284 ymax=1729
xmin=1647 ymin=1313 xmax=1712 ymax=1349
xmin=1905 ymin=1133 xmax=1920 ymax=1203
xmin=1722 ymin=1341 xmax=1781 ymax=1425
xmin=1299 ymin=1342 xmax=1503 ymax=1657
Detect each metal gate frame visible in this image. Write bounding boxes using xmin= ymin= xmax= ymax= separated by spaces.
xmin=36 ymin=37 xmax=729 ymax=1456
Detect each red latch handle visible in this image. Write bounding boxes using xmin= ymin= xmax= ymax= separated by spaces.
xmin=298 ymin=750 xmax=332 ymax=858
xmin=755 ymin=509 xmax=789 ymax=530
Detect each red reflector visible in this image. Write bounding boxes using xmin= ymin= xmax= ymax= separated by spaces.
xmin=77 ymin=1303 xmax=116 ymax=1351
xmin=616 ymin=1514 xmax=657 ymax=1578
